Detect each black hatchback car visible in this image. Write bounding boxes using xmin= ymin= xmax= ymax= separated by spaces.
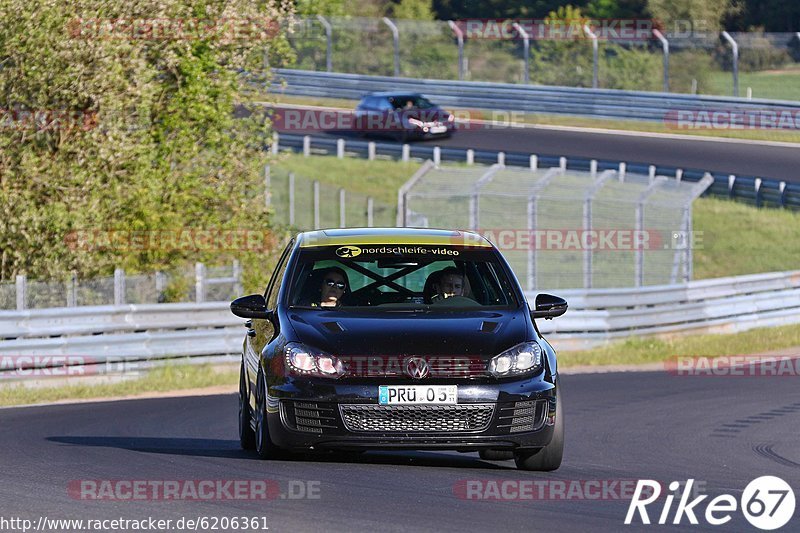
xmin=231 ymin=228 xmax=568 ymax=471
xmin=354 ymin=92 xmax=456 ymax=141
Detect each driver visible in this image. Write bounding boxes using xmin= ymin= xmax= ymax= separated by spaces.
xmin=429 ymin=267 xmax=467 ymax=301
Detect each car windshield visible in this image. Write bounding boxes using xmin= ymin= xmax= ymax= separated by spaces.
xmin=287 ymin=245 xmax=518 ymax=310
xmin=388 ymin=95 xmax=435 ymax=111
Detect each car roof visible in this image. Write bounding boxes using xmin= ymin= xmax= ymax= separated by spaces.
xmin=297 ymin=227 xmax=492 ymax=248
xmin=362 ymin=92 xmax=424 ymax=98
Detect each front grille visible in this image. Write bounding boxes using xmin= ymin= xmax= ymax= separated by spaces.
xmin=340 ymin=404 xmax=494 ymax=433
xmin=496 ymin=400 xmax=548 ymax=433
xmin=282 ymin=401 xmax=338 ymax=434
xmin=342 ymin=356 xmax=488 ymax=379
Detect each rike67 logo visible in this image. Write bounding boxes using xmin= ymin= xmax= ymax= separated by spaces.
xmin=626 ymin=477 xmax=795 ymax=530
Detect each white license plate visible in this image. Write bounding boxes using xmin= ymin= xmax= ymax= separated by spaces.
xmin=379 ymin=385 xmax=457 ymax=405
xmin=430 ymin=125 xmax=448 ymax=134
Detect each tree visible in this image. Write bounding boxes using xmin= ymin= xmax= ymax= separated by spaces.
xmin=647 ymin=0 xmax=740 ymax=33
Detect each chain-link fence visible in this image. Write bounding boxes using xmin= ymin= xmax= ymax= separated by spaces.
xmin=400 ymin=164 xmax=713 ymax=290
xmin=268 ymin=166 xmax=396 ymax=230
xmin=2 ymin=262 xmax=242 ymax=310
xmin=277 ymin=17 xmax=800 ymax=100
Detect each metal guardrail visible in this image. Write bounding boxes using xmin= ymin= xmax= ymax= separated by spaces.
xmin=271 ymin=69 xmax=800 ymax=122
xmin=272 ymin=132 xmax=800 ymax=209
xmin=2 ymin=271 xmax=798 ymax=370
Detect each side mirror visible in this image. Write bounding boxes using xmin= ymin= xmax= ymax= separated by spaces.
xmin=230 ymin=294 xmax=272 ymax=320
xmin=531 ymin=293 xmax=568 ymax=320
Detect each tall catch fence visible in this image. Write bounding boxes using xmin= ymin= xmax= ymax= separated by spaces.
xmin=399 ymin=163 xmax=713 ymax=290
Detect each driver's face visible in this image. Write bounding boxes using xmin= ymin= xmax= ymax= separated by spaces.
xmin=320 ymin=272 xmax=346 ymax=307
xmin=438 ymin=274 xmax=464 ymax=298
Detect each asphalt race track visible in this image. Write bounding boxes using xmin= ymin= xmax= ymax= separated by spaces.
xmin=2 ymin=371 xmax=798 ymax=532
xmin=271 ymin=116 xmax=800 ymax=183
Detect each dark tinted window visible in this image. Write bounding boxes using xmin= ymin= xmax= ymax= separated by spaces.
xmin=387 ymin=95 xmax=434 ymax=110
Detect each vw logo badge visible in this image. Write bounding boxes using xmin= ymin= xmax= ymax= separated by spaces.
xmin=404 ymin=357 xmax=430 ymax=379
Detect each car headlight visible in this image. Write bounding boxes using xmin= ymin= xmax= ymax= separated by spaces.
xmin=488 ymin=342 xmax=543 ymax=377
xmin=407 ymin=118 xmax=424 ymax=128
xmin=284 ymin=342 xmax=344 ymax=379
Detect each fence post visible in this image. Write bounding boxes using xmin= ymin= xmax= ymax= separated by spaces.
xmin=676 ymin=168 xmax=683 ymax=183
xmin=721 ymin=31 xmax=739 ymax=97
xmin=67 ymin=271 xmax=77 ymax=307
xmin=303 ymin=135 xmax=311 ymax=156
xmin=337 ymin=138 xmax=345 ymax=158
xmin=648 ymin=165 xmax=656 ymax=183
xmin=264 ymin=164 xmax=271 ymax=208
xmin=271 ymin=132 xmax=279 ymax=155
xmin=653 ymin=29 xmax=669 ymax=92
xmin=155 ymin=271 xmax=167 ymax=303
xmin=619 ymin=162 xmax=626 ymax=181
xmin=402 ymin=144 xmax=410 ymax=162
xmin=559 ymin=157 xmax=567 ymax=172
xmin=114 ymin=268 xmax=126 ymax=306
xmin=433 ymin=146 xmax=441 ymax=166
xmin=367 ymin=197 xmax=374 ymax=227
xmin=382 ymin=17 xmax=400 ymax=77
xmin=530 ymin=155 xmax=538 ymax=171
xmin=497 ymin=152 xmax=505 ymax=166
xmin=339 ymin=188 xmax=346 ymax=227
xmin=15 ymin=274 xmax=26 ymax=310
xmin=583 ymin=24 xmax=599 ymax=89
xmin=313 ymin=180 xmax=320 ymax=229
xmin=513 ymin=22 xmax=530 ymax=83
xmin=448 ymin=21 xmax=465 ymax=80
xmin=195 ymin=263 xmax=206 ymax=303
xmin=316 ymin=15 xmax=333 ymax=72
xmin=368 ymin=142 xmax=376 ymax=160
xmin=288 ymin=172 xmax=295 ymax=225
xmin=590 ymin=159 xmax=597 ymax=178
xmin=232 ymin=260 xmax=243 ymax=297
xmin=466 ymin=149 xmax=474 ymax=165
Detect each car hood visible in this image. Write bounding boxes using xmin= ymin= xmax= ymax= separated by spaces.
xmin=286 ymin=308 xmax=528 ymax=358
xmin=399 ymin=107 xmax=449 ymax=122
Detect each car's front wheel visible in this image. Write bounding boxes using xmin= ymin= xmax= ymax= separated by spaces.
xmin=238 ymin=363 xmax=256 ymax=450
xmin=254 ymin=367 xmax=282 ymax=459
xmin=514 ymin=389 xmax=564 ymax=471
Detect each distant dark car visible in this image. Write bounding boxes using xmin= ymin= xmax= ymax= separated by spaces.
xmin=231 ymin=228 xmax=568 ymax=471
xmin=354 ymin=92 xmax=456 ymax=141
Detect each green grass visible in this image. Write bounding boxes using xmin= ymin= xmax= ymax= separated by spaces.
xmin=0 ymin=364 xmax=237 ymax=407
xmin=559 ymin=323 xmax=800 ymax=363
xmin=270 ymin=94 xmax=800 ymax=144
xmin=707 ymin=69 xmax=800 ymax=102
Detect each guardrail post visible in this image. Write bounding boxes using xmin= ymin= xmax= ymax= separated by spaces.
xmin=271 ymin=132 xmax=279 ymax=155
xmin=513 ymin=22 xmax=530 ymax=83
xmin=466 ymin=149 xmax=474 ymax=165
xmin=114 ymin=268 xmax=126 ymax=305
xmin=584 ymin=24 xmax=599 ymax=89
xmin=559 ymin=157 xmax=567 ymax=172
xmin=67 ymin=271 xmax=77 ymax=307
xmin=433 ymin=146 xmax=441 ymax=166
xmin=382 ymin=17 xmax=400 ymax=77
xmin=721 ymin=31 xmax=739 ymax=97
xmin=316 ymin=15 xmax=333 ymax=72
xmin=590 ymin=160 xmax=597 ymax=178
xmin=195 ymin=263 xmax=206 ymax=303
xmin=648 ymin=165 xmax=656 ymax=183
xmin=232 ymin=260 xmax=243 ymax=297
xmin=15 ymin=274 xmax=26 ymax=310
xmin=367 ymin=197 xmax=374 ymax=227
xmin=653 ymin=29 xmax=669 ymax=92
xmin=264 ymin=164 xmax=271 ymax=208
xmin=288 ymin=172 xmax=295 ymax=225
xmin=779 ymin=181 xmax=787 ymax=207
xmin=337 ymin=138 xmax=345 ymax=158
xmin=303 ymin=135 xmax=311 ymax=156
xmin=755 ymin=177 xmax=762 ymax=207
xmin=448 ymin=21 xmax=465 ymax=80
xmin=368 ymin=142 xmax=376 ymax=160
xmin=402 ymin=144 xmax=410 ymax=162
xmin=530 ymin=155 xmax=538 ymax=171
xmin=497 ymin=152 xmax=505 ymax=166
xmin=676 ymin=168 xmax=683 ymax=183
xmin=339 ymin=188 xmax=346 ymax=227
xmin=619 ymin=162 xmax=626 ymax=181
xmin=155 ymin=271 xmax=167 ymax=303
xmin=313 ymin=180 xmax=320 ymax=229
xmin=728 ymin=175 xmax=736 ymax=199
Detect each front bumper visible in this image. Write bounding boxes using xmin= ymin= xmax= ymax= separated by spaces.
xmin=265 ymin=374 xmax=557 ymax=451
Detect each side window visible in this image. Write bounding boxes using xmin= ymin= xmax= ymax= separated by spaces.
xmin=377 ymin=98 xmax=394 ymax=111
xmin=265 ymin=240 xmax=293 ymax=310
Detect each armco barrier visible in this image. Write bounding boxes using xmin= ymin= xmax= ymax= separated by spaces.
xmin=270 ymin=69 xmax=800 ymax=124
xmin=272 ymin=132 xmax=800 ymax=209
xmin=2 ymin=271 xmax=799 ymax=367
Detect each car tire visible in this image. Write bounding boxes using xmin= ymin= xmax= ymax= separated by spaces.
xmin=514 ymin=389 xmax=564 ymax=472
xmin=479 ymin=449 xmax=514 ymax=461
xmin=239 ymin=363 xmax=256 ymax=450
xmin=254 ymin=367 xmax=282 ymax=460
